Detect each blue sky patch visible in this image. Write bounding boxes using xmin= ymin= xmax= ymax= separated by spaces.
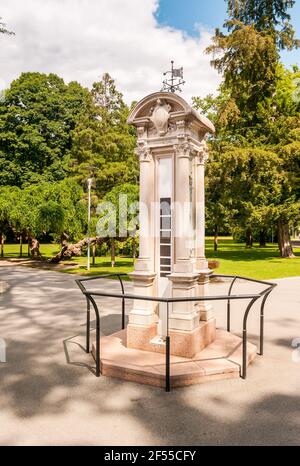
xmin=156 ymin=0 xmax=300 ymax=67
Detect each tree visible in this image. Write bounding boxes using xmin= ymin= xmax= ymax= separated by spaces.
xmin=49 ymin=236 xmax=103 ymax=264
xmin=227 ymin=0 xmax=300 ymax=49
xmin=31 ymin=179 xmax=87 ymax=242
xmin=97 ymin=183 xmax=139 ymax=266
xmin=206 ymin=22 xmax=279 ymax=134
xmin=265 ymin=67 xmax=300 ymax=256
xmin=0 ymin=73 xmax=89 ymax=187
xmin=70 ymin=73 xmax=138 ymax=198
xmin=0 ymin=179 xmax=87 ymax=260
xmin=199 ymin=1 xmax=300 ymax=257
xmin=206 ymin=0 xmax=299 ymax=134
xmin=0 ymin=186 xmax=19 ymax=257
xmin=36 ymin=201 xmax=65 ymax=240
xmin=212 ymin=147 xmax=283 ymax=247
xmin=205 ymin=149 xmax=231 ymax=251
xmin=9 ymin=194 xmax=35 ymax=257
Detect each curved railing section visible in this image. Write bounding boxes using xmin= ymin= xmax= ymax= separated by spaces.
xmin=75 ymin=273 xmax=277 ymax=392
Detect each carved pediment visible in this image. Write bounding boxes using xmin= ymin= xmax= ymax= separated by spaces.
xmin=128 ymin=92 xmax=189 ymax=122
xmin=127 ymin=91 xmax=215 ymax=137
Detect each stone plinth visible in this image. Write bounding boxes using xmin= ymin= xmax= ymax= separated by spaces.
xmin=127 ymin=318 xmax=216 ymax=358
xmin=93 ymin=330 xmax=257 ymax=389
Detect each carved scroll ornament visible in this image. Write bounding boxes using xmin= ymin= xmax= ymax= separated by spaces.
xmin=149 ymin=98 xmax=171 ymax=136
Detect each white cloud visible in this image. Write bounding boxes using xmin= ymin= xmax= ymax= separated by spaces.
xmin=0 ymin=0 xmax=221 ymax=104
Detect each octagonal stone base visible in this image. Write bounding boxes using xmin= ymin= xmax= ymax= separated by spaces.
xmin=92 ymin=329 xmax=257 ymax=389
xmin=127 ymin=318 xmax=216 ymax=358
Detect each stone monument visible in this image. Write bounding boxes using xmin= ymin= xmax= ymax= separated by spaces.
xmin=95 ymin=71 xmax=257 ymax=388
xmin=126 ymin=91 xmax=216 ymax=358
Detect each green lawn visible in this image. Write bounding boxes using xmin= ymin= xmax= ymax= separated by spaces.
xmin=1 ymin=238 xmax=300 ymax=280
xmin=206 ymin=237 xmax=300 ymax=280
xmin=1 ymin=243 xmax=59 ymax=259
xmin=64 ymin=256 xmax=134 ymax=276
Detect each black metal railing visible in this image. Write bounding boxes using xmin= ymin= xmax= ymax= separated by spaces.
xmin=75 ymin=273 xmax=277 ymax=392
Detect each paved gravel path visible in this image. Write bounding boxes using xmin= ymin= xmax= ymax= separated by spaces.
xmin=0 ymin=266 xmax=300 ymax=446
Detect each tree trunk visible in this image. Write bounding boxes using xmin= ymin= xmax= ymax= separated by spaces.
xmin=278 ymin=220 xmax=295 ymax=258
xmin=48 ymin=237 xmax=103 ymax=264
xmin=214 ymin=225 xmax=219 ymax=252
xmin=92 ymin=243 xmax=96 ymax=266
xmin=0 ymin=233 xmax=4 ymax=258
xmin=30 ymin=238 xmax=42 ymax=259
xmin=259 ymin=229 xmax=267 ymax=248
xmin=111 ymin=238 xmax=116 ymax=268
xmin=28 ymin=237 xmax=31 ymax=257
xmin=61 ymin=232 xmax=69 ymax=247
xmin=246 ymin=228 xmax=253 ymax=248
xmin=19 ymin=235 xmax=23 ymax=258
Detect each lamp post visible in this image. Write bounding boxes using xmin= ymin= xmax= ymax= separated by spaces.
xmin=87 ymin=178 xmax=93 ymax=271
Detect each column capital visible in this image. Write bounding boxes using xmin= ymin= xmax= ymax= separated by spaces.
xmin=174 ymin=139 xmax=190 ymax=158
xmin=135 ymin=144 xmax=152 ymax=163
xmin=193 ymin=141 xmax=209 ymax=165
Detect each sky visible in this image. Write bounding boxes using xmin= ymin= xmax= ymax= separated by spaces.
xmin=156 ymin=0 xmax=300 ymax=69
xmin=0 ymin=0 xmax=299 ymax=104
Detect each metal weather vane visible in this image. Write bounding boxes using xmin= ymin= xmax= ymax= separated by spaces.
xmin=161 ymin=60 xmax=185 ymax=93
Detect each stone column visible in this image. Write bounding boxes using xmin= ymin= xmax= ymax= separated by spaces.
xmin=135 ymin=144 xmax=154 ymax=272
xmin=195 ymin=141 xmax=213 ymax=322
xmin=168 ymin=139 xmax=199 ymax=332
xmin=195 ymin=144 xmax=207 ymax=270
xmin=173 ymin=140 xmax=193 ymax=273
xmin=128 ymin=143 xmax=157 ymax=330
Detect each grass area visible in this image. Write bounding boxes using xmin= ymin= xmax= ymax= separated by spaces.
xmin=1 ymin=243 xmax=59 ymax=259
xmin=206 ymin=237 xmax=300 ymax=280
xmin=65 ymin=256 xmax=134 ymax=276
xmin=1 ymin=238 xmax=300 ymax=280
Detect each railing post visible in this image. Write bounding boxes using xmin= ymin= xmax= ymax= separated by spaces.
xmin=95 ymin=313 xmax=100 ymax=377
xmin=117 ymin=275 xmax=126 ymax=330
xmin=260 ymin=302 xmax=265 ymax=357
xmin=88 ymin=295 xmax=101 ymax=377
xmin=122 ymin=298 xmax=125 ymax=330
xmin=259 ymin=290 xmax=272 ymax=356
xmin=242 ymin=328 xmax=247 ymax=379
xmin=242 ymin=297 xmax=259 ymax=379
xmin=165 ymin=336 xmax=170 ymax=392
xmin=227 ymin=277 xmax=237 ymax=333
xmin=166 ymin=302 xmax=170 ymax=392
xmin=86 ymin=297 xmax=91 ymax=353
